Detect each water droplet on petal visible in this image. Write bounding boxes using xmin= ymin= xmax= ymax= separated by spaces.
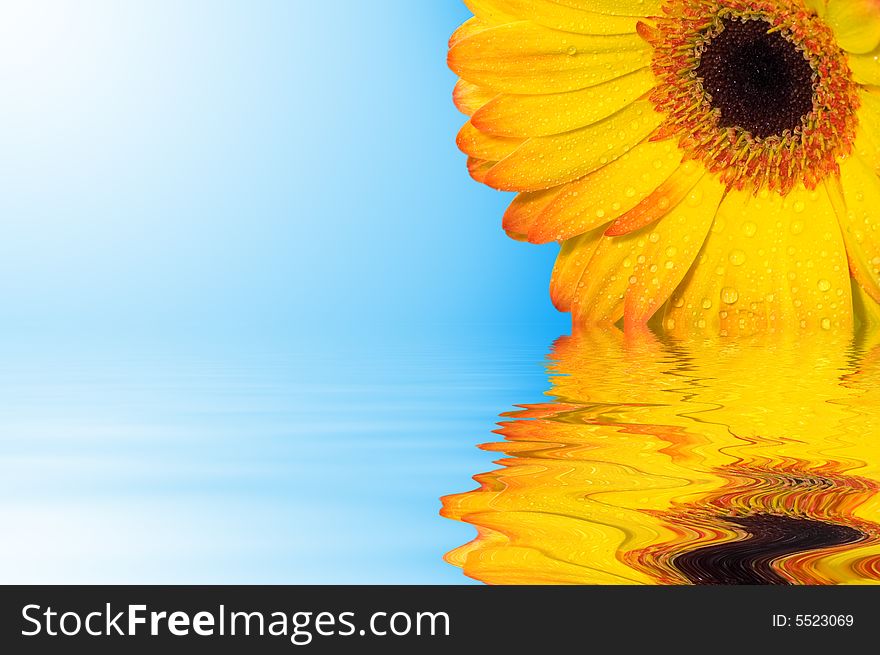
xmin=686 ymin=187 xmax=704 ymax=206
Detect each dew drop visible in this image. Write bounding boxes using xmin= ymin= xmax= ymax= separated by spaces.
xmin=721 ymin=287 xmax=739 ymax=304
xmin=817 ymin=279 xmax=832 ymax=292
xmin=729 ymin=250 xmax=746 ymax=266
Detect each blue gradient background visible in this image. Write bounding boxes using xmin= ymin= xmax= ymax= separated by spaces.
xmin=0 ymin=1 xmax=566 ymax=582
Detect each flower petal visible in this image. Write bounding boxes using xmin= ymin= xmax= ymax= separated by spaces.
xmin=449 ymin=16 xmax=494 ymax=48
xmin=467 ymin=157 xmax=496 ymax=184
xmin=826 ymin=0 xmax=880 ymax=54
xmin=527 ymin=137 xmax=681 ymax=243
xmin=853 ymin=88 xmax=880 ymax=172
xmin=453 ymin=80 xmax=498 ymax=116
xmin=457 ymin=120 xmax=525 ymax=160
xmin=485 ymin=99 xmax=663 ymax=192
xmin=623 ymin=176 xmax=727 ymax=327
xmin=502 ymin=187 xmax=564 ymax=236
xmin=604 ymin=159 xmax=704 ymax=236
xmin=571 ymin=174 xmax=725 ymax=326
xmin=465 ymin=0 xmax=642 ymax=35
xmin=852 ymin=279 xmax=880 ymax=329
xmin=447 ymin=21 xmax=651 ymax=94
xmin=552 ymin=0 xmax=663 ymax=16
xmin=550 ymin=227 xmax=606 ymax=312
xmin=471 ymin=68 xmax=655 ymax=138
xmin=462 ymin=0 xmax=518 ymax=23
xmin=665 ymin=185 xmax=853 ymax=336
xmin=828 ymin=154 xmax=880 ymax=306
xmin=847 ymin=44 xmax=880 ymax=85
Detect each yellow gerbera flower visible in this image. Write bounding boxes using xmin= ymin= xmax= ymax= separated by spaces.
xmin=449 ymin=0 xmax=880 ymax=336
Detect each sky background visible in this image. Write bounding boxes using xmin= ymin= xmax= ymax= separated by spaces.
xmin=0 ymin=1 xmax=568 ymax=583
xmin=0 ymin=0 xmax=566 ymax=346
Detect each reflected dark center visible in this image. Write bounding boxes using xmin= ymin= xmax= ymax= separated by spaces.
xmin=696 ymin=18 xmax=815 ymax=139
xmin=672 ymin=513 xmax=864 ymax=585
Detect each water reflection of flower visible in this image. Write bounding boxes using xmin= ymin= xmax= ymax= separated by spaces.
xmin=442 ymin=329 xmax=880 ymax=584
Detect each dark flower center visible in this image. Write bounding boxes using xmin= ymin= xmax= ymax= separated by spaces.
xmin=696 ymin=17 xmax=815 ymax=139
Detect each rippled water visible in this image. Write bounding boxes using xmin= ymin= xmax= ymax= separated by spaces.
xmin=0 ymin=335 xmax=546 ymax=584
xmin=442 ymin=328 xmax=880 ymax=584
xmin=5 ymin=329 xmax=880 ymax=584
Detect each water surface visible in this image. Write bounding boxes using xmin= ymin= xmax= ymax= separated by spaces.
xmin=5 ymin=327 xmax=876 ymax=585
xmin=0 ymin=334 xmax=548 ymax=584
